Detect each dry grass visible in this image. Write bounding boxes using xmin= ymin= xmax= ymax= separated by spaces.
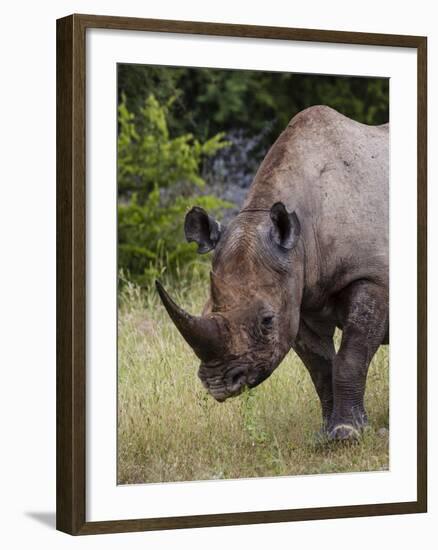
xmin=117 ymin=269 xmax=389 ymax=484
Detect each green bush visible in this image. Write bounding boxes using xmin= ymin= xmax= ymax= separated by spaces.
xmin=118 ymin=94 xmax=230 ymax=286
xmin=118 ymin=65 xmax=389 ymax=153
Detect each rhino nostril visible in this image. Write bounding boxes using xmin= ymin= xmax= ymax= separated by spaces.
xmin=229 ymin=370 xmax=246 ymax=392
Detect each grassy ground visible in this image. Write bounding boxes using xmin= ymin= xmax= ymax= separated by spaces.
xmin=117 ymin=269 xmax=389 ymax=485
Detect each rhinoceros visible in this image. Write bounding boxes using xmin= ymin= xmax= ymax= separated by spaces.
xmin=156 ymin=105 xmax=389 ymax=440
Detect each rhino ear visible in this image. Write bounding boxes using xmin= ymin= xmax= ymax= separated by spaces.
xmin=270 ymin=202 xmax=301 ymax=250
xmin=184 ymin=206 xmax=221 ymax=254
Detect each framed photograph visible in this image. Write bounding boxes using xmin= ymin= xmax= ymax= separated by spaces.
xmin=56 ymin=14 xmax=427 ymax=535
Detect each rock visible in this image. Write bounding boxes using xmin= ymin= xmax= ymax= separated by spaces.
xmin=377 ymin=427 xmax=389 ymax=438
xmin=203 ymin=127 xmax=274 ymax=223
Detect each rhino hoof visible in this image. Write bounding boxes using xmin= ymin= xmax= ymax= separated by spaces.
xmin=328 ymin=424 xmax=361 ymax=442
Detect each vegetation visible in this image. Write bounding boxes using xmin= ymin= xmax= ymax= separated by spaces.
xmin=118 ymin=66 xmax=389 ymax=150
xmin=118 ymin=94 xmax=230 ymax=285
xmin=117 ymin=270 xmax=389 ymax=484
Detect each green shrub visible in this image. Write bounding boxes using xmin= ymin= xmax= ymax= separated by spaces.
xmin=118 ymin=94 xmax=231 ymax=286
xmin=118 ymin=65 xmax=389 ymax=153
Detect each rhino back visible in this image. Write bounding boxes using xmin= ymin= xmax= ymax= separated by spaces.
xmin=243 ymin=105 xmax=389 ymax=299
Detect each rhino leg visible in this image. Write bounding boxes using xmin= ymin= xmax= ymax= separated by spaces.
xmin=294 ymin=320 xmax=336 ymax=428
xmin=329 ymin=281 xmax=388 ymax=441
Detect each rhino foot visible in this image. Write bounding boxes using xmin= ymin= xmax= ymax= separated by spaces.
xmin=326 ymin=404 xmax=368 ymax=442
xmin=328 ymin=423 xmax=361 ymax=441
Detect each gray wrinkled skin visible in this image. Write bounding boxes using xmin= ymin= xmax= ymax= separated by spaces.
xmin=159 ymin=106 xmax=389 ymax=441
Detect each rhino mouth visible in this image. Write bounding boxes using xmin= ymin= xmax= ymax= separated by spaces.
xmin=198 ymin=364 xmax=271 ymax=402
xmin=198 ymin=365 xmax=247 ymax=401
xmin=208 ymin=385 xmax=246 ymax=403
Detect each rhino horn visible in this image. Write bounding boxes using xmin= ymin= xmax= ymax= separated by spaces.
xmin=155 ymin=280 xmax=224 ymax=362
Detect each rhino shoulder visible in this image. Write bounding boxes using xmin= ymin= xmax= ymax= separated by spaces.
xmin=287 ymin=105 xmax=342 ymax=130
xmin=288 ymin=105 xmax=389 ymax=136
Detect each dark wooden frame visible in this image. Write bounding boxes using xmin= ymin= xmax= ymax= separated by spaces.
xmin=57 ymin=13 xmax=427 ymax=536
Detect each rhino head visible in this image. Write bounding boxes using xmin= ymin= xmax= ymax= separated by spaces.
xmin=156 ymin=202 xmax=303 ymax=402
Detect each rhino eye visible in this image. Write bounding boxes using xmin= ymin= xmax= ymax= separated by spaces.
xmin=261 ymin=315 xmax=274 ymax=330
